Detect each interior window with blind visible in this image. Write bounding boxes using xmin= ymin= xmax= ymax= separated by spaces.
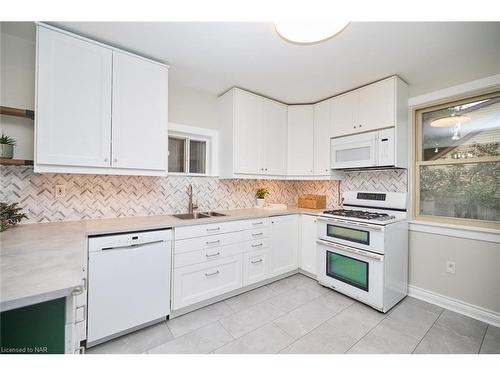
xmin=168 ymin=136 xmax=208 ymax=175
xmin=415 ymin=91 xmax=500 ymax=227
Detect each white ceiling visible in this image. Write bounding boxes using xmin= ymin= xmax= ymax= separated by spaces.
xmin=3 ymin=21 xmax=500 ymax=103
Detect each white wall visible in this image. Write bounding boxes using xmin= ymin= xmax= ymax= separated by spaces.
xmin=0 ymin=24 xmax=220 ymax=161
xmin=408 ymin=74 xmax=500 ymax=315
xmin=0 ymin=29 xmax=36 ymax=160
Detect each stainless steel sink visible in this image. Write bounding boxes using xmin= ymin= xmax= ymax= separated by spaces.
xmin=173 ymin=211 xmax=226 ymax=220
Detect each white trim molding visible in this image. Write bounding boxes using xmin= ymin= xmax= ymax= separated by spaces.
xmin=408 ymin=284 xmax=500 ymax=327
xmin=408 ymin=73 xmax=500 ymax=107
xmin=409 ymin=221 xmax=500 ymax=244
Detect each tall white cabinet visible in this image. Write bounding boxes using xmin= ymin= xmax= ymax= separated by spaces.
xmin=219 ymin=88 xmax=287 ymax=178
xmin=36 ymin=26 xmax=113 ymax=169
xmin=287 ymin=105 xmax=314 ymax=176
xmin=35 ymin=25 xmax=169 ymax=176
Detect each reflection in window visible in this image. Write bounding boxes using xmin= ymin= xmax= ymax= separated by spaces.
xmin=421 ymin=95 xmax=500 ymax=161
xmin=189 ymin=140 xmax=206 ymax=174
xmin=416 ymin=92 xmax=500 ymax=226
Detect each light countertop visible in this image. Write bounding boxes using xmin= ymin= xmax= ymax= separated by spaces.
xmin=0 ymin=206 xmax=324 ymax=312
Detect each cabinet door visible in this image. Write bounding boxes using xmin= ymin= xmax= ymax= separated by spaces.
xmin=269 ymin=215 xmax=299 ymax=277
xmin=36 ymin=27 xmax=112 ymax=167
xmin=287 ymin=105 xmax=314 ymax=175
xmin=357 ymin=78 xmax=395 ymax=132
xmin=243 ymin=249 xmax=269 ymax=286
xmin=330 ymin=92 xmax=357 ymax=138
xmin=111 ymin=52 xmax=168 ymax=171
xmin=299 ymin=215 xmax=317 ymax=276
xmin=234 ymin=91 xmax=262 ymax=174
xmin=313 ymin=100 xmax=331 ymax=175
xmin=262 ymin=100 xmax=287 ymax=175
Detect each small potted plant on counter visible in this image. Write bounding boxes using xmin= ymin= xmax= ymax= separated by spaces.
xmin=255 ymin=187 xmax=269 ymax=208
xmin=0 ymin=202 xmax=28 ymax=232
xmin=0 ymin=133 xmax=16 ymax=159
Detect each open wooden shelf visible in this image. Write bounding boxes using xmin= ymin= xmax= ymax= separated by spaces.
xmin=0 ymin=158 xmax=33 ymax=166
xmin=0 ymin=106 xmax=35 ymax=120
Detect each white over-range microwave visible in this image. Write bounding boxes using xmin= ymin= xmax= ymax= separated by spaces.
xmin=331 ymin=127 xmax=395 ymax=169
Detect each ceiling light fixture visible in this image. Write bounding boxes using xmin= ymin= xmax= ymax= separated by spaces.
xmin=430 ymin=114 xmax=470 ymax=128
xmin=274 ymin=20 xmax=350 ymax=45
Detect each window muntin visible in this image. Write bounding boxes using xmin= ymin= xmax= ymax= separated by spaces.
xmin=415 ymin=91 xmax=500 ymax=228
xmin=168 ymin=136 xmax=208 ymax=175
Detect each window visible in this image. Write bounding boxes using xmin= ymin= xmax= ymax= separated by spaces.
xmin=168 ymin=137 xmax=208 ymax=175
xmin=414 ymin=91 xmax=500 ymax=228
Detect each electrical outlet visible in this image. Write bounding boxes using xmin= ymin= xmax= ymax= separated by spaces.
xmin=54 ymin=185 xmax=66 ymax=198
xmin=446 ymin=261 xmax=456 ymax=274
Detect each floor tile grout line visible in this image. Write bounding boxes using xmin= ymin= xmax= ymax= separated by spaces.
xmin=477 ymin=324 xmax=490 ymax=354
xmin=277 ymin=300 xmax=356 ymax=354
xmin=410 ymin=308 xmax=444 ymax=354
xmin=342 ymin=302 xmax=400 ymax=354
xmin=210 ymin=323 xmax=238 ymax=354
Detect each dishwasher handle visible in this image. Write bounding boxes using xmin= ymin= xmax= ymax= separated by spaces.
xmin=101 ymin=239 xmax=165 ymax=251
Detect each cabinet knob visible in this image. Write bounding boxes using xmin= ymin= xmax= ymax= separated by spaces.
xmin=359 ymin=124 xmax=362 ymax=128
xmin=104 ymin=158 xmax=108 ymax=162
xmin=113 ymin=158 xmax=118 ymax=163
xmin=265 ymin=168 xmax=268 ymax=171
xmin=354 ymin=126 xmax=357 ymax=129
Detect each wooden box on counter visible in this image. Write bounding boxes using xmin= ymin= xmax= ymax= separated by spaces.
xmin=297 ymin=194 xmax=326 ymax=209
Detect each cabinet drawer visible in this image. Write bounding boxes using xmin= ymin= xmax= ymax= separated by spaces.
xmin=243 ymin=249 xmax=269 ymax=286
xmin=243 ymin=227 xmax=271 ymax=241
xmin=175 ymin=231 xmax=244 ymax=254
xmin=244 ymin=238 xmax=271 ymax=252
xmin=172 ymin=255 xmax=243 ymax=310
xmin=174 ymin=242 xmax=244 ymax=269
xmin=175 ymin=220 xmax=244 ymax=240
xmin=242 ymin=217 xmax=271 ymax=230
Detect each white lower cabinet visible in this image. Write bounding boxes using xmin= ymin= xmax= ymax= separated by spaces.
xmin=269 ymin=215 xmax=299 ymax=278
xmin=172 ymin=214 xmax=302 ymax=311
xmin=172 ymin=254 xmax=243 ymax=310
xmin=243 ymin=249 xmax=269 ymax=286
xmin=299 ymin=215 xmax=318 ymax=277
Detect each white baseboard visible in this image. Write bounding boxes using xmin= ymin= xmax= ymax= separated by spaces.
xmin=408 ymin=285 xmax=500 ymax=327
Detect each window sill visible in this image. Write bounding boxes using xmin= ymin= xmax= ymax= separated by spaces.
xmin=168 ymin=172 xmax=217 ymax=178
xmin=409 ymin=220 xmax=500 ymax=244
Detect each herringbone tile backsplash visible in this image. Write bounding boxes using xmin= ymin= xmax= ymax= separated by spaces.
xmin=1 ymin=167 xmax=406 ymax=223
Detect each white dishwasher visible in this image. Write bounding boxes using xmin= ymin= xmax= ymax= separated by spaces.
xmin=87 ymin=229 xmax=172 ymax=347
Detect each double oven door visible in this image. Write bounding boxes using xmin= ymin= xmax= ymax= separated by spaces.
xmin=316 ymin=217 xmax=385 ymax=310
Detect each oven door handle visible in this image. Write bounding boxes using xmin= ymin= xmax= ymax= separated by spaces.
xmin=316 ymin=217 xmax=385 ymax=231
xmin=316 ymin=239 xmax=384 ymax=261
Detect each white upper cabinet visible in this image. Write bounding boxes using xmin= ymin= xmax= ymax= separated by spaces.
xmin=35 ymin=25 xmax=169 ymax=176
xmin=111 ymin=52 xmax=168 ymax=171
xmin=313 ymin=100 xmax=331 ymax=176
xmin=219 ymin=88 xmax=287 ymax=178
xmin=287 ymin=105 xmax=314 ymax=176
xmin=36 ymin=26 xmax=112 ymax=168
xmin=261 ymin=100 xmax=287 ymax=175
xmin=330 ymin=76 xmax=407 ymax=138
xmin=233 ymin=90 xmax=263 ymax=174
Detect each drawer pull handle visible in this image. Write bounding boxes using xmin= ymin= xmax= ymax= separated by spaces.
xmin=206 ymin=252 xmax=221 ymax=258
xmin=252 ymin=222 xmax=264 ymax=226
xmin=252 ymin=243 xmax=263 ymax=248
xmin=205 ymin=270 xmax=220 ymax=277
xmin=251 ymin=259 xmax=263 ymax=264
xmin=251 ymin=232 xmax=263 ymax=236
xmin=206 ymin=240 xmax=221 ymax=245
xmin=206 ymin=227 xmax=221 ymax=232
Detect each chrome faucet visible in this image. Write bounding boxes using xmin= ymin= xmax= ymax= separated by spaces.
xmin=187 ymin=184 xmax=198 ymax=213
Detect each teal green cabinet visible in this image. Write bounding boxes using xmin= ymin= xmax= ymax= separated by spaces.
xmin=0 ymin=298 xmax=66 ymax=354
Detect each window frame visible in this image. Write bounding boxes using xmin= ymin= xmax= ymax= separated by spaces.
xmin=167 ymin=123 xmax=218 ymax=177
xmin=413 ymin=89 xmax=500 ymax=229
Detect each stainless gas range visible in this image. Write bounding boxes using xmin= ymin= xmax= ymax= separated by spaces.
xmin=316 ymin=191 xmax=408 ymax=313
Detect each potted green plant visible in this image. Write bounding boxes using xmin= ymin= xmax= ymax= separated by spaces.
xmin=255 ymin=187 xmax=269 ymax=208
xmin=0 ymin=202 xmax=28 ymax=232
xmin=0 ymin=133 xmax=16 ymax=159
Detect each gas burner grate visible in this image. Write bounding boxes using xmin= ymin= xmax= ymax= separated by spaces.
xmin=323 ymin=209 xmax=395 ymax=221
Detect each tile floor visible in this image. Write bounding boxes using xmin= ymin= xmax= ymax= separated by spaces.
xmin=86 ymin=274 xmax=500 ymax=354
